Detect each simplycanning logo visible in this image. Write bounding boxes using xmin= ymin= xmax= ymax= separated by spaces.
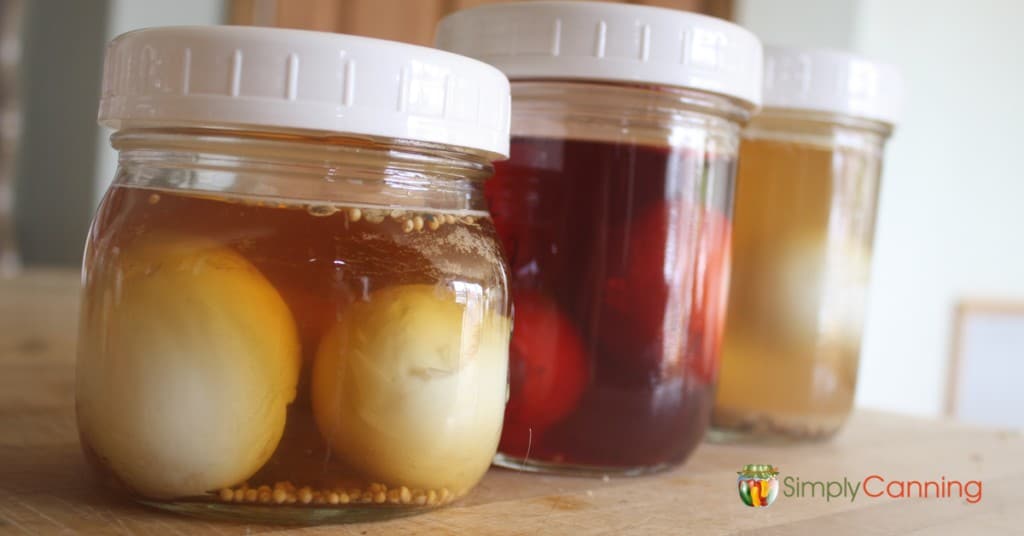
xmin=738 ymin=464 xmax=983 ymax=506
xmin=737 ymin=465 xmax=779 ymax=507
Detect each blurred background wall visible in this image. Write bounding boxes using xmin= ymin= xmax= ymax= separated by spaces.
xmin=15 ymin=0 xmax=107 ymax=266
xmin=6 ymin=0 xmax=1023 ymax=425
xmin=14 ymin=0 xmax=224 ymax=267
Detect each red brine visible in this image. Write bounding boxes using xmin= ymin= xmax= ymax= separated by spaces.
xmin=489 ymin=136 xmax=735 ymax=471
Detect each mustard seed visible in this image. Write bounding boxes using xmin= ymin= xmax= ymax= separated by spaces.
xmin=308 ymin=205 xmax=340 ymax=217
xmin=214 ymin=480 xmax=462 ymax=509
xmin=272 ymin=489 xmax=287 ymax=504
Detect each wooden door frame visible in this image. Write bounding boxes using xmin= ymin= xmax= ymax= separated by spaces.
xmin=945 ymin=299 xmax=1024 ymax=418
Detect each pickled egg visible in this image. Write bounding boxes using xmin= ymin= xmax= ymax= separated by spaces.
xmin=774 ymin=234 xmax=871 ymax=339
xmin=76 ymin=236 xmax=300 ymax=499
xmin=311 ymin=284 xmax=510 ymax=493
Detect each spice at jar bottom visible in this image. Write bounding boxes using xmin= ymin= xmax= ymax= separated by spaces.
xmin=78 ymin=188 xmax=511 ymax=511
xmin=78 ymin=24 xmax=512 ymax=523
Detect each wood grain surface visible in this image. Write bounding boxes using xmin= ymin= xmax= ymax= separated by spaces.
xmin=0 ymin=270 xmax=1021 ymax=535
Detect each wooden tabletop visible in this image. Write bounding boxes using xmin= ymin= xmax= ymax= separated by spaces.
xmin=1 ymin=270 xmax=1021 ymax=535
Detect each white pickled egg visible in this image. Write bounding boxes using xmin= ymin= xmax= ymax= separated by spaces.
xmin=311 ymin=284 xmax=510 ymax=493
xmin=774 ymin=234 xmax=872 ymax=339
xmin=76 ymin=236 xmax=300 ymax=499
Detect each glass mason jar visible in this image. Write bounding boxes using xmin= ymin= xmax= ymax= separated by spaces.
xmin=438 ymin=2 xmax=762 ymax=475
xmin=76 ymin=27 xmax=512 ymax=523
xmin=711 ymin=47 xmax=902 ymax=442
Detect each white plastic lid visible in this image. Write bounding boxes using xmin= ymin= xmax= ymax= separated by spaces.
xmin=435 ymin=1 xmax=763 ymax=108
xmin=99 ymin=26 xmax=512 ymax=159
xmin=762 ymin=46 xmax=903 ymax=126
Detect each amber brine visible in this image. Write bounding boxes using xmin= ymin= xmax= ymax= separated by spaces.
xmin=711 ymin=47 xmax=902 ymax=442
xmin=76 ymin=26 xmax=512 ymax=523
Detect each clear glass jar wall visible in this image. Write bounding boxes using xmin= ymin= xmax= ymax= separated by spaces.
xmin=76 ymin=129 xmax=511 ymax=522
xmin=488 ymin=81 xmax=748 ymax=474
xmin=711 ymin=110 xmax=891 ymax=441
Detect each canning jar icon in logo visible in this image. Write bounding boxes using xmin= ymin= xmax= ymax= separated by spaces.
xmin=738 ymin=464 xmax=779 ymax=507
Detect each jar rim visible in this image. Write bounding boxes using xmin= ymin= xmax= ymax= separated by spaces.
xmin=751 ymin=107 xmax=895 ymax=137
